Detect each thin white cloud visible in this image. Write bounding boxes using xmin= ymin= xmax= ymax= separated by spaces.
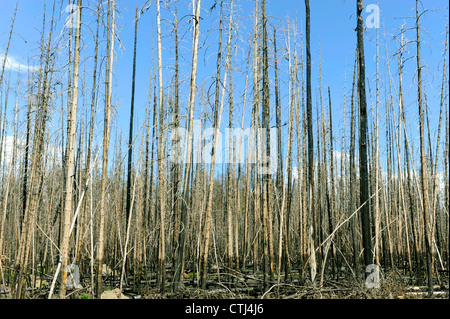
xmin=0 ymin=54 xmax=38 ymax=73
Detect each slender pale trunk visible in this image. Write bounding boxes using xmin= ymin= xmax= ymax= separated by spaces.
xmin=416 ymin=0 xmax=433 ymax=295
xmin=77 ymin=0 xmax=101 ymax=268
xmin=241 ymin=47 xmax=251 ymax=271
xmin=227 ymin=63 xmax=235 ymax=274
xmin=178 ymin=0 xmax=201 ymax=290
xmin=277 ymin=28 xmax=294 ymax=286
xmin=171 ymin=3 xmax=185 ymax=292
xmin=156 ymin=0 xmax=167 ymax=294
xmin=261 ymin=0 xmax=274 ymax=289
xmin=445 ymin=96 xmax=449 ymax=268
xmin=60 ymin=0 xmax=82 ymax=299
xmin=327 ymin=87 xmax=336 ymax=279
xmin=0 ymin=1 xmax=17 ymax=91
xmin=274 ymin=27 xmax=283 ymax=210
xmin=251 ymin=3 xmax=260 ymax=274
xmin=349 ymin=51 xmax=359 ymax=271
xmin=373 ymin=7 xmax=381 ymax=270
xmin=393 ymin=27 xmax=413 ymax=277
xmin=430 ymin=25 xmax=448 ymax=274
xmin=383 ymin=33 xmax=398 ymax=269
xmin=96 ymin=0 xmax=115 ymax=298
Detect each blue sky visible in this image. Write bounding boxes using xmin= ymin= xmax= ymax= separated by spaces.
xmin=0 ymin=0 xmax=448 ymax=175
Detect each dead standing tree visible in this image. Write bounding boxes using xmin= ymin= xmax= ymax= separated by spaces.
xmin=304 ymin=0 xmax=317 ymax=284
xmin=170 ymin=0 xmax=182 ymax=293
xmin=260 ymin=0 xmax=274 ymax=290
xmin=59 ymin=0 xmax=82 ymax=299
xmin=156 ymin=0 xmax=167 ymax=294
xmin=182 ymin=0 xmax=201 ymax=288
xmin=356 ymin=0 xmax=373 ymax=274
xmin=96 ymin=0 xmax=115 ymax=299
xmin=415 ymin=0 xmax=433 ymax=296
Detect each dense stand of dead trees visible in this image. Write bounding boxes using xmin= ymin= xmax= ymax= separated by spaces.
xmin=0 ymin=0 xmax=448 ymax=299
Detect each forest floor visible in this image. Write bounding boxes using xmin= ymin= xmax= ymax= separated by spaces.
xmin=140 ymin=271 xmax=449 ymax=300
xmin=2 ymin=266 xmax=446 ymax=299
